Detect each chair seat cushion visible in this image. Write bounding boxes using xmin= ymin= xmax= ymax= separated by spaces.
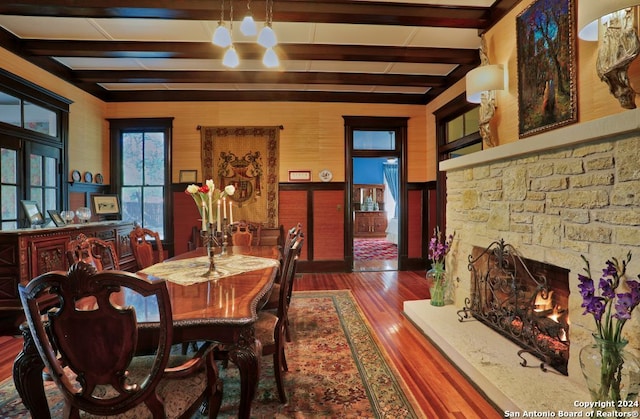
xmin=254 ymin=311 xmax=278 ymax=348
xmin=78 ymin=355 xmax=207 ymax=418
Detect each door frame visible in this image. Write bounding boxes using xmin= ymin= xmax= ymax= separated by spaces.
xmin=343 ymin=116 xmax=408 ymax=271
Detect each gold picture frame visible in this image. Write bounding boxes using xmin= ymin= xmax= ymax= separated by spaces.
xmin=179 ymin=170 xmax=198 ymax=183
xmin=20 ymin=200 xmax=44 ymax=226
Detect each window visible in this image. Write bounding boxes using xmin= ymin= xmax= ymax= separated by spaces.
xmin=433 ymin=93 xmax=483 ymax=231
xmin=353 ymin=130 xmax=396 ymax=150
xmin=0 ymin=69 xmax=70 ymax=229
xmin=110 ymin=118 xmax=172 ymax=240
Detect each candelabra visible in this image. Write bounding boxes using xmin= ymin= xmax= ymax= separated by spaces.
xmin=200 ymin=223 xmax=221 ymax=277
xmin=200 ymin=218 xmax=231 ymax=277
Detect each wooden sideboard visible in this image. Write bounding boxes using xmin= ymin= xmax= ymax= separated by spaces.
xmin=354 ymin=211 xmax=388 ymax=238
xmin=0 ymin=221 xmax=135 ymax=336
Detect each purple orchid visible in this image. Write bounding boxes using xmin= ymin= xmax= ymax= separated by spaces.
xmin=579 ymin=252 xmax=636 ymax=343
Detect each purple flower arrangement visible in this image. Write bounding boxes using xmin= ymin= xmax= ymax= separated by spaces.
xmin=428 ymin=226 xmax=455 ymax=270
xmin=578 ymin=252 xmax=640 ymax=342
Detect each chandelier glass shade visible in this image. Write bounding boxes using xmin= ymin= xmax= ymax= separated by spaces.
xmin=257 ymin=25 xmax=277 ymax=48
xmin=223 ymin=46 xmax=240 ymax=68
xmin=212 ymin=24 xmax=232 ymax=47
xmin=240 ymin=15 xmax=257 ymax=36
xmin=263 ymin=47 xmax=279 ymax=67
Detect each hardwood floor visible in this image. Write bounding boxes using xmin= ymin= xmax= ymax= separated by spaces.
xmin=0 ymin=271 xmax=501 ymax=418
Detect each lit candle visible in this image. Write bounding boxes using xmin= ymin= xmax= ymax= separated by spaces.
xmin=208 ymin=193 xmax=213 ymax=225
xmin=223 ymin=197 xmax=227 ymax=219
xmin=229 ymin=201 xmax=234 ymax=224
xmin=217 ymin=199 xmax=221 ymax=231
xmin=201 ymin=201 xmax=207 ymax=231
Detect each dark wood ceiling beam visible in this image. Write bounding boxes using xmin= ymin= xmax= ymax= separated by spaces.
xmin=0 ymin=1 xmax=490 ymax=28
xmin=74 ymin=70 xmax=445 ymax=88
xmin=22 ymin=40 xmax=480 ymax=65
xmin=102 ymin=88 xmax=428 ymax=105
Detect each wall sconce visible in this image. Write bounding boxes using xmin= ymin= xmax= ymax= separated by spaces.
xmin=578 ymin=0 xmax=639 ymax=41
xmin=577 ymin=0 xmax=640 ymax=109
xmin=465 ymin=34 xmax=506 ymax=148
xmin=465 ymin=64 xmax=505 ymax=104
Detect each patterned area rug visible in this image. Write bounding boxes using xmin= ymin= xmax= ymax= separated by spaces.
xmin=0 ymin=290 xmax=419 ymax=418
xmin=354 ymin=238 xmax=398 ymax=261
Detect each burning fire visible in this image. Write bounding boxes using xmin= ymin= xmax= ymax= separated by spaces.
xmin=533 ymin=291 xmax=569 ymax=342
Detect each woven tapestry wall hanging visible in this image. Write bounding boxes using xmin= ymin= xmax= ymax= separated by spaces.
xmin=200 ymin=126 xmax=279 ymax=228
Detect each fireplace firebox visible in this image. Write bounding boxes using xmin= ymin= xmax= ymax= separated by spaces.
xmin=457 ymin=240 xmax=570 ymax=375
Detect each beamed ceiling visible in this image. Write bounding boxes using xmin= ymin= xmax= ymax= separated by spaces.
xmin=0 ymin=0 xmax=520 ymax=104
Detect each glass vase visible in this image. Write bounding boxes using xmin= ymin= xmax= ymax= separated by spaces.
xmin=426 ymin=268 xmax=446 ymax=307
xmin=579 ymin=335 xmax=640 ymax=412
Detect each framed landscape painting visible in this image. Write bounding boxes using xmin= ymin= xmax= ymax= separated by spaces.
xmin=516 ymin=0 xmax=577 ymax=138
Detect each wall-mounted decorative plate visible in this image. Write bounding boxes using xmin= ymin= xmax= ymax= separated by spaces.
xmin=95 ymin=173 xmax=104 ymax=184
xmin=71 ymin=170 xmax=81 ymax=182
xmin=84 ymin=171 xmax=93 ymax=183
xmin=319 ymin=169 xmax=333 ymax=182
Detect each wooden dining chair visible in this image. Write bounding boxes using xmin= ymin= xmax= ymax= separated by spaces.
xmin=129 ymin=225 xmax=164 ymax=270
xmin=230 ymin=221 xmax=254 ymax=246
xmin=66 ymin=233 xmax=120 ymax=271
xmin=253 ymin=234 xmax=304 ymax=403
xmin=262 ymin=231 xmax=304 ymax=342
xmin=19 ymin=262 xmax=222 ymax=418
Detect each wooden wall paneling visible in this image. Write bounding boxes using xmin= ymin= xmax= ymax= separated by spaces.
xmin=407 ymin=189 xmax=423 ymax=259
xmin=278 ymin=189 xmax=308 ymax=260
xmin=173 ymin=190 xmax=201 ymax=256
xmin=312 ymin=189 xmax=344 ymax=261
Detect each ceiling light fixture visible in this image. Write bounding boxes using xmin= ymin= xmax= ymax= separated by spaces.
xmin=240 ymin=0 xmax=257 ymax=36
xmin=223 ymin=46 xmax=240 ymax=68
xmin=263 ymin=47 xmax=279 ymax=67
xmin=222 ymin=0 xmax=239 ymax=68
xmin=258 ymin=0 xmax=277 ymax=48
xmin=212 ymin=0 xmax=232 ymax=47
xmin=577 ymin=0 xmax=639 ymax=41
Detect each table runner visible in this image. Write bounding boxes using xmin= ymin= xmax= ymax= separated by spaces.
xmin=141 ymin=254 xmax=279 ymax=285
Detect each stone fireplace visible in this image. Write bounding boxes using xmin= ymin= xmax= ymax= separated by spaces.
xmin=404 ymin=110 xmax=640 ymax=413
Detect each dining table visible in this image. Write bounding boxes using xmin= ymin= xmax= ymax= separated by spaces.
xmin=13 ymin=244 xmax=280 ymax=419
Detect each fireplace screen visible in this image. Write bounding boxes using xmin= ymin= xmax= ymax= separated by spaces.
xmin=457 ymin=240 xmax=570 ymax=375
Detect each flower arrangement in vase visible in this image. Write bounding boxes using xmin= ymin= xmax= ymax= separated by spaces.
xmin=427 ymin=226 xmax=455 ymax=306
xmin=185 ymin=180 xmax=235 ymax=232
xmin=577 ymin=252 xmax=640 ymax=411
xmin=185 ymin=179 xmax=235 ymax=276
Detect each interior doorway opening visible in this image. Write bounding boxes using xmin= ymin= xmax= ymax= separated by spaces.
xmin=352 ymin=157 xmax=398 ymax=272
xmin=344 ymin=116 xmax=407 ymax=272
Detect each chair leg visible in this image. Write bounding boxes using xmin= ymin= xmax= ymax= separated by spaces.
xmin=273 ymin=330 xmax=288 ymax=403
xmin=284 ymin=317 xmax=292 ymax=342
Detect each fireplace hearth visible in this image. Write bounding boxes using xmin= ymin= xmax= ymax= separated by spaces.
xmin=457 ymin=240 xmax=570 ymax=375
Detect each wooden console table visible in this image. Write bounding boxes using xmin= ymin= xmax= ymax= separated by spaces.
xmin=0 ymin=221 xmax=134 ymax=336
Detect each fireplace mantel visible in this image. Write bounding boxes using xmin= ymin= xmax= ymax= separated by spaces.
xmin=440 ymin=109 xmax=640 ymax=172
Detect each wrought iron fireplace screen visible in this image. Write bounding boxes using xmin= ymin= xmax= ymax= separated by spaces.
xmin=457 ymin=239 xmax=570 ymax=375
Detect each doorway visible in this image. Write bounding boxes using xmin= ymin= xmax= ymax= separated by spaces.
xmin=344 ymin=116 xmax=407 ymax=272
xmin=352 ymin=157 xmax=398 ymax=271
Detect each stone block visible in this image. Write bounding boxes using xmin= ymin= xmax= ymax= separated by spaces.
xmin=487 ymin=202 xmax=510 ymax=231
xmin=548 ymin=190 xmax=609 ymax=209
xmin=531 ymin=177 xmax=568 ymax=192
xmin=570 ymin=172 xmax=614 ymax=188
xmin=503 ymin=166 xmax=527 ymax=201
xmin=527 ymin=162 xmax=554 ymax=178
xmin=565 ymin=224 xmax=612 ymax=243
xmin=555 ymin=160 xmax=584 ymax=175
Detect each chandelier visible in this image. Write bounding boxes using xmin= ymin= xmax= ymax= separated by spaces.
xmin=212 ymin=0 xmax=279 ymax=68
